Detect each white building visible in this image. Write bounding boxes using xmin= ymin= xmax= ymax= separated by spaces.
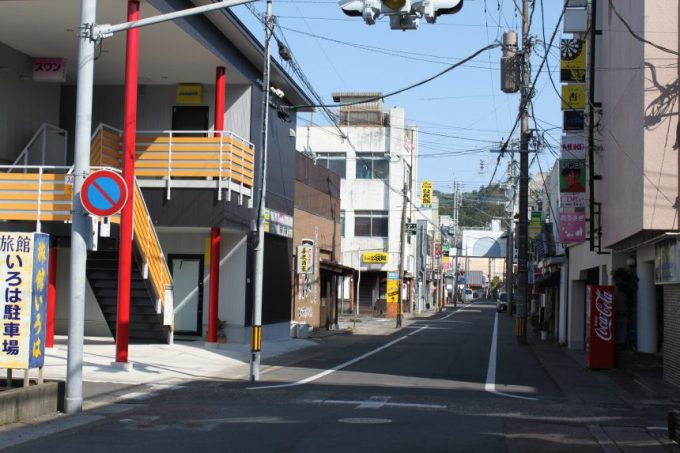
xmin=296 ymin=93 xmax=418 ymax=316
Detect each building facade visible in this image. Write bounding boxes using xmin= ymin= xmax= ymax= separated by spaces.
xmin=536 ymin=1 xmax=678 ymax=386
xmin=292 ymin=153 xmax=352 ymax=331
xmin=0 ymin=1 xmax=312 ymax=352
xmin=296 ymin=93 xmax=418 ymax=318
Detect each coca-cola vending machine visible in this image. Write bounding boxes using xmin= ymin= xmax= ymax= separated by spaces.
xmin=585 ymin=285 xmax=616 ymax=369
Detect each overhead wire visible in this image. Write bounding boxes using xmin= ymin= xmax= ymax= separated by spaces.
xmin=288 ymin=42 xmax=502 ymax=110
xmin=487 ymin=0 xmax=567 ymax=186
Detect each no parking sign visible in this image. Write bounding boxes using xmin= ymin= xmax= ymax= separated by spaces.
xmin=80 ymin=170 xmax=128 ymax=217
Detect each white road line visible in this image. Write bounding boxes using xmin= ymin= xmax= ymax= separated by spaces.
xmin=356 ymin=396 xmax=391 ymax=409
xmin=309 ymin=399 xmax=447 ymax=410
xmin=441 ymin=304 xmax=472 ymax=319
xmin=248 ymin=325 xmax=430 ymax=390
xmin=485 ymin=310 xmax=538 ymax=401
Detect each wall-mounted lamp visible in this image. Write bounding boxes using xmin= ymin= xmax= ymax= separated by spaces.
xmin=626 ymin=256 xmax=636 ymax=267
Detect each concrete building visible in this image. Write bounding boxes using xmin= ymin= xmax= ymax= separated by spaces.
xmin=291 ymin=153 xmax=352 ymax=332
xmin=296 ymin=93 xmax=418 ymax=318
xmin=548 ymin=1 xmax=678 ymax=386
xmin=0 ymin=0 xmax=312 ymax=355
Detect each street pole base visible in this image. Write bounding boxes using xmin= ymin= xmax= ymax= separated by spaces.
xmin=396 ymin=314 xmax=402 ymax=328
xmin=515 ymin=316 xmax=527 ymax=344
xmin=110 ymin=361 xmax=134 ymax=371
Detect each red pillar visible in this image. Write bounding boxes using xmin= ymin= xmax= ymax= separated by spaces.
xmin=116 ymin=0 xmax=140 ymax=363
xmin=46 ymin=244 xmax=57 ymax=348
xmin=206 ymin=67 xmax=226 ymax=343
xmin=207 ymin=227 xmax=221 ymax=342
xmin=214 ymin=67 xmax=226 ymax=133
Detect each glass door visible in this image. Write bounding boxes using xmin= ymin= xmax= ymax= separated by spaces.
xmin=170 ymin=255 xmax=204 ymax=336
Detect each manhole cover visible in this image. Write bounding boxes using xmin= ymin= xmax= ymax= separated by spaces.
xmin=338 ymin=418 xmax=392 ymax=425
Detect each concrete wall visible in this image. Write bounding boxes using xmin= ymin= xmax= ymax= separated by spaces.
xmin=53 ymin=248 xmax=109 ymax=337
xmin=60 ymin=82 xmax=251 ymax=162
xmin=156 ymin=228 xmax=247 ymax=335
xmin=0 ymin=42 xmax=61 ymax=164
xmin=566 ymin=241 xmax=613 ymax=349
xmin=598 ymin=0 xmax=680 ymax=247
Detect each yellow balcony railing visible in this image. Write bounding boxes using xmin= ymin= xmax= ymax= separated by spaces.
xmin=90 ymin=124 xmax=255 ymax=204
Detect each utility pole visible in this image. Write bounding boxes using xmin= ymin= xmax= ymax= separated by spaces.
xmin=397 ymin=178 xmax=408 ymax=328
xmin=250 ymin=0 xmax=273 ymax=381
xmin=452 ymin=180 xmax=459 ymax=307
xmin=505 ymin=156 xmax=515 ymax=316
xmin=515 ymin=0 xmax=531 ymax=343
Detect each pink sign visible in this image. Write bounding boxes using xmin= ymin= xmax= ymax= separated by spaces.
xmin=559 ymin=211 xmax=585 ymax=243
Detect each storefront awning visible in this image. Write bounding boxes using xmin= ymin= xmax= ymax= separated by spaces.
xmin=320 ymin=260 xmax=354 ymax=275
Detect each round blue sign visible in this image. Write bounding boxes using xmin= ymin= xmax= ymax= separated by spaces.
xmin=80 ymin=170 xmax=128 ymax=217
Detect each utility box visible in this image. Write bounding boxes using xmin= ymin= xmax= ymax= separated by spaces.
xmin=501 ymin=31 xmax=519 ymax=93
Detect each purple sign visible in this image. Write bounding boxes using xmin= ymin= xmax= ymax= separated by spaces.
xmin=560 ymin=212 xmax=586 ymax=243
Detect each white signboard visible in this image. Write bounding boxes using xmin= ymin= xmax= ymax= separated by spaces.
xmin=32 ymin=58 xmax=66 ymax=83
xmin=297 ymin=240 xmax=315 ymax=274
xmin=561 ymin=134 xmax=586 ymax=159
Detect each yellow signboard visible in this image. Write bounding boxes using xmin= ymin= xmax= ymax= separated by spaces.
xmin=362 ymin=252 xmax=388 ymax=264
xmin=560 ymin=39 xmax=586 ymax=82
xmin=421 ymin=180 xmax=432 ymax=208
xmin=386 ymin=278 xmax=399 ymax=304
xmin=561 ymin=85 xmax=586 ymax=110
xmin=0 ymin=232 xmax=49 ymax=369
xmin=176 ymin=83 xmax=203 ymax=104
xmin=529 ymin=211 xmax=542 ymax=239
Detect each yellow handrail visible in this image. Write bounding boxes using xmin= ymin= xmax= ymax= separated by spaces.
xmin=131 ymin=180 xmax=173 ymax=322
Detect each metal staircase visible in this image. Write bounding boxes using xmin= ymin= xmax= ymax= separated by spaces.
xmin=0 ymin=123 xmax=174 ymax=343
xmin=86 ymin=247 xmax=168 ymax=343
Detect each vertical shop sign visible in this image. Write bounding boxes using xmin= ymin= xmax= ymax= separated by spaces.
xmin=0 ymin=232 xmax=49 ymax=369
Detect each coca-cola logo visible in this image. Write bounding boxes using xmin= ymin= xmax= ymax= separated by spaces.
xmin=594 ymin=288 xmax=614 ymax=342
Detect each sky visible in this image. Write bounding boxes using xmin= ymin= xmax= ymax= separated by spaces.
xmin=231 ymin=0 xmax=565 ymax=197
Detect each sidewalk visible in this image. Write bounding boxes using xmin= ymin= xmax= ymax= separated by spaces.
xmin=40 ymin=334 xmax=318 ymax=387
xmin=527 ymin=333 xmax=680 ymax=451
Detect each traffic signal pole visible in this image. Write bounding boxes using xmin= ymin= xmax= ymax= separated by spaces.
xmin=68 ymin=0 xmax=257 ymax=414
xmin=249 ymin=0 xmax=273 ymax=381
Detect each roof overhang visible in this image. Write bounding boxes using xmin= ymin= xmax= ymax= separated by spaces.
xmin=0 ymin=0 xmax=312 ymax=109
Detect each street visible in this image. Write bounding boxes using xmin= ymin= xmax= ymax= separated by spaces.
xmin=3 ymin=300 xmax=674 ymax=452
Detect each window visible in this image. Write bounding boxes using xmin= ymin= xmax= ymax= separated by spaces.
xmin=354 ymin=210 xmax=388 ymax=237
xmin=355 ymin=153 xmax=389 ymax=180
xmin=340 ymin=210 xmax=345 ymax=237
xmin=316 ymin=152 xmax=346 ymax=178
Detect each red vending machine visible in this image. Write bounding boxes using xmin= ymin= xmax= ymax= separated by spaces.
xmin=585 ymin=285 xmax=616 ymax=369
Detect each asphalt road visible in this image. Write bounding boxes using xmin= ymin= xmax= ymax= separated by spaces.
xmin=6 ymin=300 xmax=648 ymax=452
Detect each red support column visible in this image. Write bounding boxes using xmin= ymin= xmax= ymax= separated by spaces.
xmin=206 ymin=67 xmax=225 ymax=343
xmin=116 ymin=0 xmax=140 ymax=363
xmin=207 ymin=227 xmax=220 ymax=342
xmin=214 ymin=67 xmax=226 ymax=133
xmin=46 ymin=244 xmax=57 ymax=348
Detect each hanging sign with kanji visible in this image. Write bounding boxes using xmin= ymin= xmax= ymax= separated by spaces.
xmin=297 ymin=240 xmax=315 ymax=274
xmin=0 ymin=232 xmax=49 ymax=369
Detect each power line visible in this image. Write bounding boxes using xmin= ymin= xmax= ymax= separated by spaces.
xmin=487 ymin=1 xmax=567 ymax=186
xmin=289 ymin=42 xmax=501 ymax=110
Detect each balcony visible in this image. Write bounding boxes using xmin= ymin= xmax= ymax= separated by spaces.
xmin=90 ymin=124 xmax=255 ymax=206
